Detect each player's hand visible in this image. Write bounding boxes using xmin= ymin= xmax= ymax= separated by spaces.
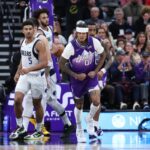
xmin=97 ymin=71 xmax=104 ymax=80
xmin=74 ymin=73 xmax=86 ymax=81
xmin=14 ymin=73 xmax=20 ymax=82
xmin=20 ymin=68 xmax=30 ymax=75
xmin=87 ymin=71 xmax=96 ymax=78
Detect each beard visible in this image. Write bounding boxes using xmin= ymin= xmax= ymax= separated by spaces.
xmin=41 ymin=21 xmax=48 ymax=27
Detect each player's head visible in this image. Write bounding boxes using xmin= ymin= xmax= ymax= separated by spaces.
xmin=22 ymin=19 xmax=35 ymax=38
xmin=33 ymin=8 xmax=49 ymax=27
xmin=27 ymin=17 xmax=39 ymax=30
xmin=76 ymin=20 xmax=88 ymax=43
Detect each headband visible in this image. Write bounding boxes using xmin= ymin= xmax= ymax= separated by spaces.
xmin=76 ymin=27 xmax=89 ymax=33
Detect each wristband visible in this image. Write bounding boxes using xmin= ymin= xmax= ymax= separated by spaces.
xmin=101 ymin=68 xmax=106 ymax=74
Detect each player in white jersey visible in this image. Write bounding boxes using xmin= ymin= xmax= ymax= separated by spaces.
xmin=22 ymin=13 xmax=74 ymax=138
xmin=10 ymin=20 xmax=48 ymax=140
xmin=34 ymin=8 xmax=74 ymax=137
xmin=9 ymin=19 xmax=48 ymax=140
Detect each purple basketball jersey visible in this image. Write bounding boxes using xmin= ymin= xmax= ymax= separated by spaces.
xmin=69 ymin=36 xmax=99 ymax=98
xmin=70 ymin=36 xmax=96 ymax=73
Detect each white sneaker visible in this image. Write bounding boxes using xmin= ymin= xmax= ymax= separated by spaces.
xmin=85 ymin=115 xmax=94 ymax=134
xmin=85 ymin=115 xmax=97 ymax=139
xmin=120 ymin=102 xmax=127 ymax=110
xmin=133 ymin=102 xmax=140 ymax=110
xmin=76 ymin=129 xmax=86 ymax=143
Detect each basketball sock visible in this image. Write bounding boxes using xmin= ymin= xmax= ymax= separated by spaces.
xmin=74 ymin=107 xmax=82 ymax=130
xmin=36 ymin=122 xmax=42 ymax=132
xmin=93 ymin=120 xmax=99 ymax=128
xmin=16 ymin=118 xmax=23 ymax=128
xmin=60 ymin=112 xmax=71 ymax=126
xmin=23 ymin=117 xmax=29 ymax=131
xmin=89 ymin=103 xmax=100 ymax=119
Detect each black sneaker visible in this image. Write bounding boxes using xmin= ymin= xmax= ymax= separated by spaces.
xmin=9 ymin=126 xmax=27 ymax=140
xmin=60 ymin=125 xmax=74 ymax=138
xmin=24 ymin=131 xmax=43 ymax=140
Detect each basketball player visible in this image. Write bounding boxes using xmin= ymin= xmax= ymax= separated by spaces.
xmin=22 ymin=18 xmax=52 ymax=138
xmin=32 ymin=9 xmax=74 ymax=137
xmin=9 ymin=19 xmax=48 ymax=140
xmin=59 ymin=20 xmax=105 ymax=142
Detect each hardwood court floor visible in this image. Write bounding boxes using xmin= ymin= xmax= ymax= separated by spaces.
xmin=0 ymin=131 xmax=150 ymax=150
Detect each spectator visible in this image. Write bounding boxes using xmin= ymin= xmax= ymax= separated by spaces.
xmin=97 ymin=27 xmax=110 ymax=42
xmin=87 ymin=22 xmax=97 ymax=37
xmin=145 ymin=23 xmax=150 ymax=42
xmin=85 ymin=7 xmax=104 ymax=27
xmin=116 ymin=37 xmax=126 ymax=50
xmin=66 ymin=0 xmax=83 ymax=38
xmin=17 ymin=0 xmax=29 ymax=22
xmin=82 ymin=0 xmax=99 ymax=20
xmin=135 ymin=32 xmax=147 ymax=54
xmin=100 ymin=22 xmax=115 ymax=46
xmin=99 ymin=0 xmax=119 ymax=20
xmin=123 ymin=0 xmax=143 ymax=25
xmin=124 ymin=29 xmax=135 ymax=44
xmin=109 ymin=8 xmax=131 ymax=39
xmin=133 ymin=6 xmax=150 ymax=36
xmin=134 ymin=51 xmax=150 ymax=109
xmin=125 ymin=41 xmax=141 ymax=64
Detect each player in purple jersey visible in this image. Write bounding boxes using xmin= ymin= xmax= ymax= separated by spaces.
xmin=59 ymin=20 xmax=105 ymax=142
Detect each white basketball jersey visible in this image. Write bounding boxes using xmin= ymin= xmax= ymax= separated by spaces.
xmin=20 ymin=38 xmax=40 ymax=69
xmin=38 ymin=26 xmax=53 ymax=49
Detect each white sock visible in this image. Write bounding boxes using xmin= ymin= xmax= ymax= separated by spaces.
xmin=36 ymin=122 xmax=42 ymax=132
xmin=89 ymin=103 xmax=100 ymax=118
xmin=93 ymin=120 xmax=99 ymax=128
xmin=41 ymin=96 xmax=47 ymax=125
xmin=23 ymin=117 xmax=29 ymax=131
xmin=16 ymin=118 xmax=23 ymax=127
xmin=61 ymin=112 xmax=71 ymax=126
xmin=74 ymin=107 xmax=83 ymax=130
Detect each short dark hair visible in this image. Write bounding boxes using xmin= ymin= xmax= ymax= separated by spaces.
xmin=76 ymin=20 xmax=87 ymax=28
xmin=22 ymin=19 xmax=34 ymax=28
xmin=28 ymin=17 xmax=39 ymax=27
xmin=32 ymin=8 xmax=49 ymax=19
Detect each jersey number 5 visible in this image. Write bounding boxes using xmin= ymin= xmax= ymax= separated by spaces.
xmin=28 ymin=57 xmax=32 ymax=64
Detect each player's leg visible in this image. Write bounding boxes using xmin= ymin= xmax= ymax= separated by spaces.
xmin=22 ymin=91 xmax=34 ymax=131
xmin=86 ymin=86 xmax=100 ymax=139
xmin=47 ymin=76 xmax=74 ymax=138
xmin=9 ymin=75 xmax=29 ymax=140
xmin=24 ymin=75 xmax=44 ymax=140
xmin=74 ymin=97 xmax=86 ymax=143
